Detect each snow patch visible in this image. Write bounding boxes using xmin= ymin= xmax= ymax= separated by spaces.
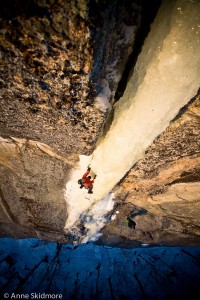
xmin=111 ymin=214 xmax=116 ymax=221
xmin=94 ymin=79 xmax=112 ymax=112
xmin=141 ymin=244 xmax=150 ymax=247
xmin=94 ymin=94 xmax=111 ymax=113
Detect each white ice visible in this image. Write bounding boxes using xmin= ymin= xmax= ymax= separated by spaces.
xmin=64 ymin=0 xmax=200 ymax=242
xmin=90 ymin=0 xmax=200 ymax=200
xmin=64 ymin=155 xmax=115 ymax=242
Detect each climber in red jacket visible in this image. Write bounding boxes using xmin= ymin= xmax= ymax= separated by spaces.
xmin=78 ymin=166 xmax=96 ymax=194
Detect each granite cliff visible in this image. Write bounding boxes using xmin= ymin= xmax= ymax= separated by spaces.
xmin=0 ymin=0 xmax=199 ymax=246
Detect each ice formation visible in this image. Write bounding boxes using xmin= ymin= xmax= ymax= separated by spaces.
xmin=64 ymin=155 xmax=115 ymax=243
xmin=91 ymin=0 xmax=200 ymax=199
xmin=64 ymin=0 xmax=200 ymax=242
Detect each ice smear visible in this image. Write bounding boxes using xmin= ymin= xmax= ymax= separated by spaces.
xmin=94 ymin=79 xmax=112 ymax=113
xmin=64 ymin=155 xmax=115 ymax=243
xmin=80 ymin=192 xmax=115 ymax=243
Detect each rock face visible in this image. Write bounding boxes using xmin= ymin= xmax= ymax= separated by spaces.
xmin=0 ymin=0 xmax=101 ymax=155
xmin=0 ymin=0 xmax=199 ymax=246
xmin=0 ymin=137 xmax=75 ymax=241
xmin=102 ymin=96 xmax=200 ymax=246
xmin=1 ymin=238 xmax=200 ymax=300
xmin=0 ymin=0 xmax=144 ymax=241
xmin=0 ymin=0 xmax=142 ymax=155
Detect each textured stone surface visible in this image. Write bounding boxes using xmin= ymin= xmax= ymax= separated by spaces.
xmin=0 ymin=0 xmax=199 ymax=247
xmin=0 ymin=0 xmax=100 ymax=155
xmin=102 ymin=96 xmax=200 ymax=246
xmin=0 ymin=0 xmax=142 ymax=241
xmin=0 ymin=0 xmax=141 ymax=156
xmin=0 ymin=137 xmax=75 ymax=241
xmin=0 ymin=238 xmax=200 ymax=300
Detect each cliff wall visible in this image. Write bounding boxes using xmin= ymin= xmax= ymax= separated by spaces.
xmin=0 ymin=0 xmax=199 ymax=246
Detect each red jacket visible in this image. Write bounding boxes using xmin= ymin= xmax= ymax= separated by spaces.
xmin=82 ymin=170 xmax=94 ymax=187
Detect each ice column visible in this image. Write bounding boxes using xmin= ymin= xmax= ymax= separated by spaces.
xmin=91 ymin=0 xmax=200 ymax=200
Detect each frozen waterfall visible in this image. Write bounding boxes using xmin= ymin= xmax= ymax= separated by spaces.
xmin=64 ymin=0 xmax=200 ymax=242
xmin=91 ymin=0 xmax=200 ymax=199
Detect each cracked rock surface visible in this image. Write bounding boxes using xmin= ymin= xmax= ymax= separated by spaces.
xmin=101 ymin=96 xmax=200 ymax=247
xmin=0 ymin=0 xmax=143 ymax=241
xmin=0 ymin=0 xmax=141 ymax=156
xmin=0 ymin=1 xmax=199 ymax=246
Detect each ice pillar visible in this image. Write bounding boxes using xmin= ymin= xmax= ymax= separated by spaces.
xmin=91 ymin=0 xmax=200 ymax=199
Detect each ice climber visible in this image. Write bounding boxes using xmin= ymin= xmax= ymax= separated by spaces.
xmin=78 ymin=166 xmax=96 ymax=194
